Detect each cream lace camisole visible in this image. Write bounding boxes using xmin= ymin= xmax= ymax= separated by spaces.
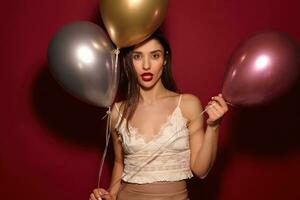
xmin=114 ymin=95 xmax=193 ymax=184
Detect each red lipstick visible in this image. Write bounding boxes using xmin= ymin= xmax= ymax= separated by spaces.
xmin=141 ymin=72 xmax=153 ymax=81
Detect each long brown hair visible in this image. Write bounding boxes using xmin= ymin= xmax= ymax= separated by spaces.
xmin=117 ymin=30 xmax=177 ymax=131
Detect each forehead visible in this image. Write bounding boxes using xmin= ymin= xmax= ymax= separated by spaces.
xmin=133 ymin=39 xmax=164 ymax=53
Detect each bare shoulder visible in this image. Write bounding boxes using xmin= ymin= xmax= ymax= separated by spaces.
xmin=181 ymin=94 xmax=203 ymax=109
xmin=180 ymin=94 xmax=203 ymax=121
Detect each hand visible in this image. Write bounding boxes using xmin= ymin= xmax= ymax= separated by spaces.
xmin=90 ymin=188 xmax=112 ymax=200
xmin=205 ymin=93 xmax=228 ymax=127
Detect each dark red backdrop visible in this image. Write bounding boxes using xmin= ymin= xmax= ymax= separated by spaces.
xmin=1 ymin=0 xmax=300 ymax=199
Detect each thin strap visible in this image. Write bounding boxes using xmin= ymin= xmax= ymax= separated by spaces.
xmin=177 ymin=94 xmax=182 ymax=107
xmin=114 ymin=103 xmax=119 ymax=112
xmin=113 ymin=103 xmax=123 ymax=127
xmin=114 ymin=103 xmax=121 ymax=114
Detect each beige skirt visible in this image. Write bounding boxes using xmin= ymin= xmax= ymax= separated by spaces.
xmin=117 ymin=180 xmax=189 ymax=200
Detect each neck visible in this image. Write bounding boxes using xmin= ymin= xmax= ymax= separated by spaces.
xmin=139 ymin=80 xmax=167 ymax=105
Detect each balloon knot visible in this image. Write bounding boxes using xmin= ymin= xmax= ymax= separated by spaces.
xmin=112 ymin=49 xmax=120 ymax=55
xmin=101 ymin=107 xmax=112 ymax=120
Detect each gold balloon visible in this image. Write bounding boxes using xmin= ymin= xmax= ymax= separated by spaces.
xmin=100 ymin=0 xmax=169 ymax=48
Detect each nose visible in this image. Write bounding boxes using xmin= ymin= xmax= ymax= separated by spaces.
xmin=142 ymin=55 xmax=151 ymax=70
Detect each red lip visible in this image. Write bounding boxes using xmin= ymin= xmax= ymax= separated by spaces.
xmin=141 ymin=73 xmax=153 ymax=81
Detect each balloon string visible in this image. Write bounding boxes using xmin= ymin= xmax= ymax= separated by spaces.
xmin=110 ymin=48 xmax=120 ymax=118
xmin=97 ymin=106 xmax=112 ymax=188
xmin=106 ymin=104 xmax=215 ymax=191
xmin=110 ymin=48 xmax=120 ymax=102
xmin=113 ymin=49 xmax=119 ymax=85
xmin=97 ymin=49 xmax=120 ymax=188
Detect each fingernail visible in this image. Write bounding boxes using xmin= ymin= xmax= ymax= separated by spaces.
xmin=98 ymin=197 xmax=102 ymax=200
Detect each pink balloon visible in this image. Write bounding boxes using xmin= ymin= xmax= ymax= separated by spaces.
xmin=222 ymin=31 xmax=300 ymax=106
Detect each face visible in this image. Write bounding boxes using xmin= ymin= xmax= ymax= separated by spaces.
xmin=131 ymin=39 xmax=166 ymax=89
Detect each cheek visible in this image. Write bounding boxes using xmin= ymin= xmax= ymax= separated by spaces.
xmin=154 ymin=61 xmax=164 ymax=74
xmin=132 ymin=60 xmax=141 ymax=72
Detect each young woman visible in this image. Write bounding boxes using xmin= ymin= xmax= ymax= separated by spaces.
xmin=90 ymin=31 xmax=228 ymax=200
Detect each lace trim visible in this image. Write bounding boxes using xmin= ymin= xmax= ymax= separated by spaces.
xmin=122 ymin=170 xmax=194 ymax=184
xmin=114 ymin=95 xmax=186 ymax=144
xmin=116 ymin=106 xmax=188 ymax=145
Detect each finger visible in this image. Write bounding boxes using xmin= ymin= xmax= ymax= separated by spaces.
xmin=98 ymin=188 xmax=109 ymax=195
xmin=213 ymin=95 xmax=227 ymax=106
xmin=205 ymin=108 xmax=213 ymax=116
xmin=206 ymin=101 xmax=216 ymax=110
xmin=208 ymin=101 xmax=221 ymax=111
xmin=212 ymin=96 xmax=227 ymax=108
xmin=210 ymin=106 xmax=222 ymax=118
xmin=211 ymin=102 xmax=225 ymax=116
xmin=90 ymin=193 xmax=98 ymax=200
xmin=93 ymin=189 xmax=102 ymax=199
xmin=205 ymin=104 xmax=214 ymax=115
xmin=207 ymin=102 xmax=223 ymax=116
xmin=207 ymin=101 xmax=218 ymax=109
xmin=206 ymin=105 xmax=220 ymax=119
xmin=214 ymin=101 xmax=228 ymax=113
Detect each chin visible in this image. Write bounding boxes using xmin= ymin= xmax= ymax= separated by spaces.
xmin=138 ymin=76 xmax=161 ymax=90
xmin=138 ymin=79 xmax=156 ymax=90
xmin=140 ymin=83 xmax=155 ymax=90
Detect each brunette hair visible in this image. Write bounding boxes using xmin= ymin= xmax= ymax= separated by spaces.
xmin=117 ymin=30 xmax=177 ymax=131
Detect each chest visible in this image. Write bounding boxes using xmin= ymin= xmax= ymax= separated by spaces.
xmin=116 ymin=107 xmax=190 ymax=154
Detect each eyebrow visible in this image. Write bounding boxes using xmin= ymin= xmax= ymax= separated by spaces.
xmin=132 ymin=49 xmax=163 ymax=54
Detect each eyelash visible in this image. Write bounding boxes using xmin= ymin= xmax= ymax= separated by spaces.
xmin=132 ymin=54 xmax=141 ymax=60
xmin=152 ymin=53 xmax=161 ymax=59
xmin=132 ymin=53 xmax=161 ymax=60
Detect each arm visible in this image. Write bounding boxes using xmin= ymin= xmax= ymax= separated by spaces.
xmin=182 ymin=94 xmax=228 ymax=179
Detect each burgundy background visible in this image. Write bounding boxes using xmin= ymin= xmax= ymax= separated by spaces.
xmin=1 ymin=0 xmax=300 ymax=199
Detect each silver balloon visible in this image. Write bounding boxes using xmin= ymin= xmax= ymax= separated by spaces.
xmin=48 ymin=21 xmax=118 ymax=107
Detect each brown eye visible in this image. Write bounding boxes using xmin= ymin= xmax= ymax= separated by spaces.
xmin=132 ymin=54 xmax=142 ymax=60
xmin=152 ymin=53 xmax=161 ymax=59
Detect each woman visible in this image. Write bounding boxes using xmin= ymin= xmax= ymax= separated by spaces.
xmin=90 ymin=31 xmax=228 ymax=200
